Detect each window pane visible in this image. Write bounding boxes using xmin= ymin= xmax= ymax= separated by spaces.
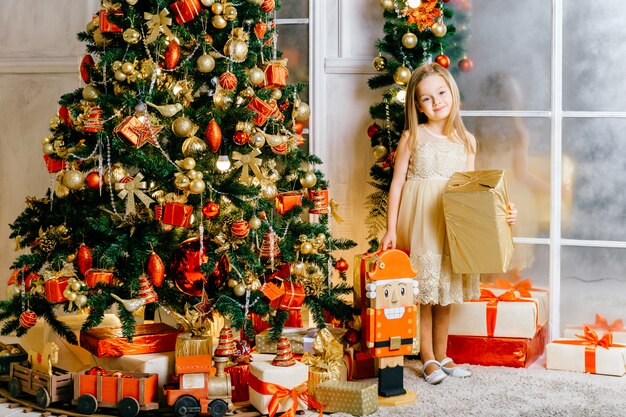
xmin=458 ymin=0 xmax=551 ymax=111
xmin=562 ymin=118 xmax=626 ymax=241
xmin=563 ymin=1 xmax=626 ymax=111
xmin=481 ymin=243 xmax=549 ymax=287
xmin=465 ymin=116 xmax=551 ymax=238
xmin=277 ymin=0 xmax=309 ymax=19
xmin=561 ymin=246 xmax=626 ymax=334
xmin=276 ymin=24 xmax=309 ymax=102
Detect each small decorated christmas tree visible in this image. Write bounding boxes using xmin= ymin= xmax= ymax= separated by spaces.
xmin=214 ymin=326 xmax=237 ymax=357
xmin=271 ymin=336 xmax=295 ymax=367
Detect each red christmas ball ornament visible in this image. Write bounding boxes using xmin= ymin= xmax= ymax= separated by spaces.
xmin=233 ymin=130 xmax=249 ymax=146
xmin=165 ymin=39 xmax=181 ymax=69
xmin=335 ymin=258 xmax=349 ymax=273
xmin=148 ymin=251 xmax=165 ymax=287
xmin=254 ymin=21 xmax=268 ymax=39
xmin=202 ymin=201 xmax=220 ymax=219
xmin=261 ymin=0 xmax=275 ymax=13
xmin=435 ymin=54 xmax=450 ymax=69
xmin=87 ymin=366 xmax=107 ymax=376
xmin=231 ymin=219 xmax=251 ymax=239
xmin=292 ymin=120 xmax=304 ymax=135
xmin=205 ymin=119 xmax=222 ymax=153
xmin=169 ymin=237 xmax=209 ymax=297
xmin=458 ymin=57 xmax=474 ymax=72
xmin=208 ymin=255 xmax=229 ymax=292
xmin=219 ymin=71 xmax=238 ymax=90
xmin=19 ymin=310 xmax=38 ymax=329
xmin=77 ymin=244 xmax=93 ymax=275
xmin=85 ymin=171 xmax=101 ymax=189
xmin=367 ymin=123 xmax=380 ymax=138
xmin=58 ymin=106 xmax=72 ymax=127
xmin=344 ymin=328 xmax=361 ymax=346
xmin=80 ymin=54 xmax=95 ymax=84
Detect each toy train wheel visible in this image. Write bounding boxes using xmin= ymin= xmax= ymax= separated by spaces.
xmin=76 ymin=393 xmax=98 ymax=415
xmin=8 ymin=377 xmax=22 ymax=397
xmin=37 ymin=387 xmax=51 ymax=408
xmin=118 ymin=396 xmax=140 ymax=417
xmin=208 ymin=399 xmax=228 ymax=417
xmin=174 ymin=395 xmax=200 ymax=417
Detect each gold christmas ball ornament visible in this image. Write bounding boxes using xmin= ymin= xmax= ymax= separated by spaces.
xmin=266 ymin=134 xmax=283 ymax=147
xmin=82 ymin=85 xmax=100 ymax=101
xmin=240 ymin=87 xmax=255 ymax=98
xmin=114 ymin=70 xmax=127 ymax=82
xmin=249 ymin=132 xmax=266 ymax=148
xmin=293 ymin=101 xmax=311 ymax=121
xmin=62 ymin=170 xmax=85 ymax=190
xmin=92 ymin=29 xmax=112 ymax=46
xmin=402 ymin=32 xmax=418 ymax=49
xmin=233 ymin=283 xmax=246 ymax=297
xmin=431 ymin=21 xmax=447 ymax=38
xmin=55 ymin=183 xmax=70 ymax=199
xmin=174 ymin=174 xmax=191 ymax=189
xmin=189 ymin=178 xmax=206 ymax=194
xmin=270 ymin=89 xmax=282 ymax=100
xmin=226 ymin=39 xmax=248 ymax=62
xmin=182 ymin=136 xmax=208 ymax=157
xmin=211 ymin=2 xmax=224 ymax=14
xmin=201 ymin=0 xmax=214 ymax=5
xmin=249 ymin=216 xmax=262 ymax=230
xmin=106 ymin=163 xmax=128 ymax=185
xmin=299 ymin=171 xmax=317 ymax=188
xmin=393 ymin=65 xmax=412 ymax=85
xmin=300 ymin=242 xmax=313 ymax=254
xmin=50 ymin=116 xmax=61 ymax=129
xmin=223 ymin=5 xmax=238 ymax=21
xmin=196 ymin=54 xmax=216 ymax=73
xmin=380 ymin=0 xmax=394 ymax=9
xmin=42 ymin=143 xmax=55 ymax=155
xmin=212 ymin=15 xmax=227 ymax=29
xmin=373 ymin=144 xmax=388 ymax=160
xmin=123 ymin=28 xmax=141 ymax=44
xmin=291 ymin=261 xmax=306 ymax=276
xmin=248 ymin=66 xmax=265 ymax=86
xmin=250 ymin=279 xmax=262 ymax=291
xmin=373 ymin=55 xmax=387 ymax=71
xmin=261 ymin=182 xmax=278 ymax=200
xmin=181 ymin=157 xmax=196 ymax=170
xmin=172 ymin=117 xmax=197 ymax=137
xmin=121 ymin=62 xmax=135 ymax=75
xmin=228 ymin=278 xmax=237 ymax=288
xmin=76 ymin=294 xmax=88 ymax=308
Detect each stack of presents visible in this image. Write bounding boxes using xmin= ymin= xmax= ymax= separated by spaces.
xmin=4 ymin=169 xmax=625 ymax=417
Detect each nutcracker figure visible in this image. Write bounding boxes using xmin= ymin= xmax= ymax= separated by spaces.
xmin=363 ymin=249 xmax=418 ymax=398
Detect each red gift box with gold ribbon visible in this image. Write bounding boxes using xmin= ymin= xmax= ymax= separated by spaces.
xmin=263 ymin=60 xmax=289 ymax=88
xmin=448 ymin=288 xmax=542 ymax=339
xmin=84 ymin=269 xmax=114 ymax=288
xmin=44 ymin=276 xmax=70 ymax=303
xmin=43 ymin=155 xmax=66 ymax=173
xmin=162 ymin=202 xmax=193 ymax=228
xmin=275 ymin=191 xmax=303 ymax=215
xmin=278 ymin=281 xmax=305 ymax=310
xmin=170 ymin=0 xmax=202 ymax=24
xmin=260 ymin=282 xmax=284 ymax=310
xmin=80 ymin=323 xmax=181 ymax=357
xmin=546 ymin=326 xmax=626 ymax=376
xmin=447 ymin=324 xmax=547 ymax=368
xmin=99 ymin=10 xmax=123 ymax=33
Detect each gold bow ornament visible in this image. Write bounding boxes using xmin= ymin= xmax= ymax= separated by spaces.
xmin=144 ymin=8 xmax=176 ymax=44
xmin=232 ymin=148 xmax=265 ymax=184
xmin=115 ymin=173 xmax=155 ymax=215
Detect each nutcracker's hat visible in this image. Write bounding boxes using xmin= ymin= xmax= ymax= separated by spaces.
xmin=366 ymin=249 xmax=417 ymax=281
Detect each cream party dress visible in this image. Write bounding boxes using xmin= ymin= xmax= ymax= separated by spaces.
xmin=396 ymin=125 xmax=480 ymax=305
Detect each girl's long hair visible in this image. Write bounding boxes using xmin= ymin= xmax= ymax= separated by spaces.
xmin=404 ymin=63 xmax=475 ymax=154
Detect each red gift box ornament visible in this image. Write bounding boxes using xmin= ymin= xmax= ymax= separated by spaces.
xmin=162 ymin=201 xmax=193 ymax=228
xmin=247 ymin=97 xmax=284 ymax=126
xmin=84 ymin=269 xmax=114 ymax=288
xmin=99 ymin=1 xmax=123 ymax=33
xmin=275 ymin=191 xmax=303 ymax=215
xmin=43 ymin=155 xmax=66 ymax=173
xmin=263 ymin=59 xmax=289 ymax=88
xmin=278 ymin=281 xmax=305 ymax=311
xmin=169 ymin=0 xmax=202 ymax=25
xmin=44 ymin=276 xmax=70 ymax=303
xmin=261 ymin=282 xmax=285 ymax=310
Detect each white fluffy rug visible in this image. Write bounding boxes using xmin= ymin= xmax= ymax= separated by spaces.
xmin=329 ymin=359 xmax=626 ymax=417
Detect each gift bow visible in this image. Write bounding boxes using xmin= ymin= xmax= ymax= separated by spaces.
xmin=42 ymin=264 xmax=77 ymax=281
xmin=478 ymin=289 xmax=538 ymax=337
xmin=232 ymin=148 xmax=264 ymax=184
xmin=493 ymin=278 xmax=536 ymax=298
xmin=329 ymin=199 xmax=344 ymax=223
xmin=301 ymin=328 xmax=345 ymax=381
xmin=144 ymin=8 xmax=175 ymax=44
xmin=554 ymin=326 xmax=625 ymax=374
xmin=100 ymin=0 xmax=121 ymax=13
xmin=247 ymin=375 xmax=312 ymax=417
xmin=115 ymin=173 xmax=155 ymax=215
xmin=591 ymin=313 xmax=624 ymax=333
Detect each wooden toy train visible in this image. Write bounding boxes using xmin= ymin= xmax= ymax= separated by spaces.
xmin=3 ymin=342 xmax=234 ymax=417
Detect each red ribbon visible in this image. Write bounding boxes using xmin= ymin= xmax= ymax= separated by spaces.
xmin=248 ymin=373 xmax=321 ymax=417
xmin=553 ymin=326 xmax=625 ymax=373
xmin=478 ymin=289 xmax=538 ymax=337
xmin=589 ymin=313 xmax=624 ymax=333
xmin=492 ymin=278 xmax=537 ymax=298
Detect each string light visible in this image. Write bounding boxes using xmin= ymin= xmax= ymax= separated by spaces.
xmin=216 ymin=154 xmax=231 ymax=172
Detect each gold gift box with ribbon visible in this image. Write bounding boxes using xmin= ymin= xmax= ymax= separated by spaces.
xmin=442 ymin=169 xmax=514 ymax=274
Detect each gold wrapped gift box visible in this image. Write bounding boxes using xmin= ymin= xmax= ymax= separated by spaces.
xmin=314 ymin=380 xmax=378 ymax=416
xmin=442 ymin=169 xmax=514 ymax=274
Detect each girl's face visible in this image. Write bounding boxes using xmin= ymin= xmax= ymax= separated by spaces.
xmin=416 ymin=74 xmax=452 ymax=124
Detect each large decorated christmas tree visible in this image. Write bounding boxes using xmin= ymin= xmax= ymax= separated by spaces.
xmin=1 ymin=0 xmax=355 ymax=344
xmin=365 ymin=0 xmax=471 ymax=249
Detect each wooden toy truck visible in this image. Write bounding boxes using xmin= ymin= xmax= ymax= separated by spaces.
xmin=8 ymin=361 xmax=73 ymax=407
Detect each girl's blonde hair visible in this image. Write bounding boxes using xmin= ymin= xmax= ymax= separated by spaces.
xmin=404 ymin=63 xmax=475 ymax=154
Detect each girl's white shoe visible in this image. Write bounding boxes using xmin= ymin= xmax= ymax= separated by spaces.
xmin=422 ymin=359 xmax=447 ymax=384
xmin=440 ymin=357 xmax=472 ymax=378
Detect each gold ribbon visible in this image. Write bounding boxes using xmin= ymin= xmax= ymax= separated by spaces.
xmin=329 ymin=199 xmax=344 ymax=223
xmin=42 ymin=265 xmax=77 ymax=281
xmin=115 ymin=173 xmax=156 ymax=215
xmin=144 ymin=9 xmax=175 ymax=44
xmin=100 ymin=0 xmax=122 ymax=13
xmin=301 ymin=328 xmax=344 ymax=381
xmin=232 ymin=148 xmax=264 ymax=184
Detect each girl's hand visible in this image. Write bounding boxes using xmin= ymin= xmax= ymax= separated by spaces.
xmin=506 ymin=202 xmax=517 ymax=225
xmin=380 ymin=231 xmax=397 ymax=251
